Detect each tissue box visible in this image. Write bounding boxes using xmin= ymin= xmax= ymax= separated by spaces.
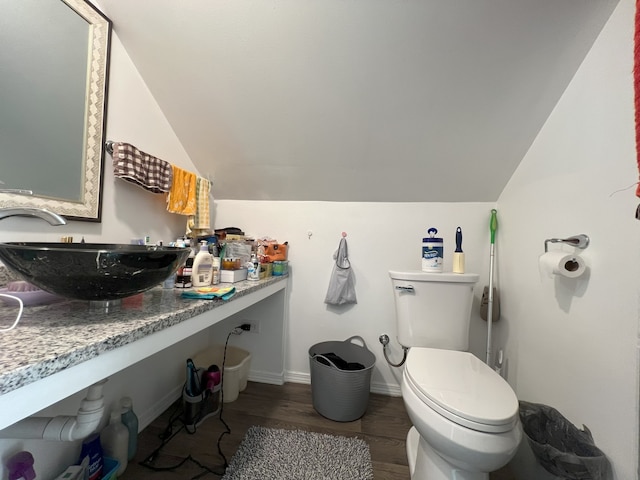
xmin=220 ymin=268 xmax=248 ymax=283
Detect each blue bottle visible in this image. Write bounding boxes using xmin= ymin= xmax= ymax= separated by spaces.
xmin=120 ymin=397 xmax=139 ymax=461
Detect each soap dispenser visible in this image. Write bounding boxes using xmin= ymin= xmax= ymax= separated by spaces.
xmin=192 ymin=241 xmax=214 ymax=287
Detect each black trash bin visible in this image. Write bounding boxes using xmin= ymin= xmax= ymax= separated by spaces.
xmin=309 ymin=336 xmax=376 ymax=422
xmin=519 ymin=401 xmax=610 ymax=480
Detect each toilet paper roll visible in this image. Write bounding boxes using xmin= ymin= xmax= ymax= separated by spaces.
xmin=539 ymin=251 xmax=586 ymax=278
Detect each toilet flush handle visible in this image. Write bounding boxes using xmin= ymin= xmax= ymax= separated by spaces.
xmin=395 ymin=285 xmax=414 ymax=293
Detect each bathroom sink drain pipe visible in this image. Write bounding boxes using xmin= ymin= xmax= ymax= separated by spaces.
xmin=0 ymin=379 xmax=107 ymax=441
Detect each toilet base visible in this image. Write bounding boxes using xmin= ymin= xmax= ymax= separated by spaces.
xmin=406 ymin=426 xmax=489 ymax=480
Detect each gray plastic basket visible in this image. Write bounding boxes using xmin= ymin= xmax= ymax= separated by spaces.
xmin=309 ymin=336 xmax=376 ymax=422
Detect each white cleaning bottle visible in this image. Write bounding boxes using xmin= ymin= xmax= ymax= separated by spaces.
xmin=192 ymin=241 xmax=214 ymax=287
xmin=101 ymin=409 xmax=129 ymax=476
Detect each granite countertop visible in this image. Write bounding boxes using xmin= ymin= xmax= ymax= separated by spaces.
xmin=0 ymin=275 xmax=287 ymax=397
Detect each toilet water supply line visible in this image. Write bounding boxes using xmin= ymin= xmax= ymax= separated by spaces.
xmin=0 ymin=379 xmax=108 ymax=441
xmin=486 ymin=209 xmax=498 ymax=366
xmin=378 ymin=334 xmax=409 ymax=367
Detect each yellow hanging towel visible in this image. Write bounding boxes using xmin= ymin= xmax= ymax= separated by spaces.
xmin=187 ymin=176 xmax=211 ymax=236
xmin=166 ymin=165 xmax=197 ymax=216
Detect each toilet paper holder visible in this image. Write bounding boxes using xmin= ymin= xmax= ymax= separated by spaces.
xmin=544 ymin=234 xmax=590 ymax=252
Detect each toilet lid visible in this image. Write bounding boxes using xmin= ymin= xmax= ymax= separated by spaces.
xmin=405 ymin=348 xmax=519 ymax=433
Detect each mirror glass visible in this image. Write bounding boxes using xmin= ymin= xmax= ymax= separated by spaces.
xmin=0 ymin=0 xmax=111 ymax=221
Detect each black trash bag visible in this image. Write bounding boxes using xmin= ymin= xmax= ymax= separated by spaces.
xmin=519 ymin=401 xmax=611 ymax=480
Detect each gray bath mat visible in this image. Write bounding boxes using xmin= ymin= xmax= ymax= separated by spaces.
xmin=221 ymin=425 xmax=373 ymax=480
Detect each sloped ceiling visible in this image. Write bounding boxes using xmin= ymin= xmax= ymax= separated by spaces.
xmin=97 ymin=0 xmax=618 ymax=202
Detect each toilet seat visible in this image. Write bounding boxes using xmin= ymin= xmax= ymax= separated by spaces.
xmin=405 ymin=348 xmax=518 ymax=433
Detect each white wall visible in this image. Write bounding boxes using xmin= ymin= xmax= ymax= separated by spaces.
xmin=3 ymin=1 xmax=638 ymax=479
xmin=212 ymin=201 xmax=496 ymax=393
xmin=497 ymin=1 xmax=638 ymax=479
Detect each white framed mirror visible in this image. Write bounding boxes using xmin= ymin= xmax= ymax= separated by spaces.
xmin=0 ymin=0 xmax=111 ymax=222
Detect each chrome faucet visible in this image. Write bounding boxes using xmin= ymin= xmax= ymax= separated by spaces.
xmin=0 ymin=207 xmax=66 ymax=225
xmin=0 ymin=188 xmax=66 ymax=226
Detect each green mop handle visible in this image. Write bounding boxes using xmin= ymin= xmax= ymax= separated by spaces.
xmin=486 ymin=209 xmax=498 ymax=365
xmin=490 ymin=209 xmax=498 ymax=244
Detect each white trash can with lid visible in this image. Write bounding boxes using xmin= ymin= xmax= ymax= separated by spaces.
xmin=193 ymin=345 xmax=251 ymax=403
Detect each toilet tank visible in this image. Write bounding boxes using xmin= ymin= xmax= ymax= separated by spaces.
xmin=389 ymin=271 xmax=479 ymax=350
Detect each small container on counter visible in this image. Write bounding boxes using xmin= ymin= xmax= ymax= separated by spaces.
xmin=422 ymin=227 xmax=443 ymax=273
xmin=162 ymin=274 xmax=176 ymax=289
xmin=247 ymin=254 xmax=260 ymax=281
xmin=272 ymin=260 xmax=289 ymax=276
xmin=259 ymin=262 xmax=272 ymax=279
xmin=222 ymin=258 xmax=242 ymax=270
xmin=212 ymin=257 xmax=221 ymax=285
xmin=176 ymin=247 xmax=194 ymax=288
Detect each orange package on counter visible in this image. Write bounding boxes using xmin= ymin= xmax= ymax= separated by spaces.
xmin=263 ymin=242 xmax=288 ymax=262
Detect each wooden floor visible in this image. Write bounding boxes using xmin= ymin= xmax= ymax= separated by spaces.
xmin=120 ymin=382 xmax=515 ymax=480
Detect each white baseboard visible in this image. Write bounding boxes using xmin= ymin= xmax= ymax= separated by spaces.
xmin=371 ymin=381 xmax=402 ymax=397
xmin=284 ymin=370 xmax=402 ymax=397
xmin=248 ymin=369 xmax=285 ymax=385
xmin=138 ymin=384 xmax=183 ymax=431
xmin=138 ymin=370 xmax=401 ymax=431
xmin=284 ymin=371 xmax=310 ymax=385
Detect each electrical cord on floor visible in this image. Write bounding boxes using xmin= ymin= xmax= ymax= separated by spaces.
xmin=214 ymin=327 xmax=242 ymax=471
xmin=138 ymin=326 xmax=243 ymax=479
xmin=139 ymin=382 xmax=226 ymax=478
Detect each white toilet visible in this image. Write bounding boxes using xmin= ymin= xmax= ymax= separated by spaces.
xmin=389 ymin=270 xmax=521 ymax=480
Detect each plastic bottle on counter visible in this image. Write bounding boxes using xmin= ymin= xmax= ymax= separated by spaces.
xmin=212 ymin=257 xmax=221 ymax=285
xmin=162 ymin=273 xmax=176 ymax=289
xmin=176 ymin=243 xmax=194 ymax=288
xmin=192 ymin=241 xmax=214 ymax=287
xmin=422 ymin=227 xmax=443 ymax=273
xmin=101 ymin=409 xmax=129 ymax=476
xmin=247 ymin=253 xmax=260 ymax=281
xmin=120 ymin=397 xmax=139 ymax=461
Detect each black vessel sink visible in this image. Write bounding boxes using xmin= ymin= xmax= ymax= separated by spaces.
xmin=0 ymin=243 xmax=191 ymax=301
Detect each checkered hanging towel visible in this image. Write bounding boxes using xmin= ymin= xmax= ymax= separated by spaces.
xmin=111 ymin=142 xmax=173 ymax=194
